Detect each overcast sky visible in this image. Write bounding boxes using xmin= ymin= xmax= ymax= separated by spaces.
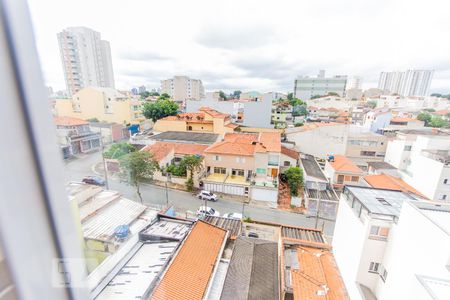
xmin=28 ymin=0 xmax=450 ymax=94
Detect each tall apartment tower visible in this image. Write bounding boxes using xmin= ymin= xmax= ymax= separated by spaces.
xmin=378 ymin=70 xmax=433 ymax=97
xmin=294 ymin=70 xmax=347 ymax=100
xmin=57 ymin=27 xmax=115 ymax=95
xmin=160 ymin=76 xmax=205 ymax=101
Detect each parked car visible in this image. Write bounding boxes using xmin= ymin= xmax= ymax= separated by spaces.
xmin=222 ymin=212 xmax=243 ymax=220
xmin=196 ymin=206 xmax=220 ymax=217
xmin=82 ymin=176 xmax=105 ymax=186
xmin=248 ymin=232 xmax=259 ymax=238
xmin=197 ymin=190 xmax=218 ymax=202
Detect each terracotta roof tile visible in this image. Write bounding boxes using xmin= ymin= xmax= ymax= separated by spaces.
xmin=205 ymin=140 xmax=256 ymax=156
xmin=281 ymin=146 xmax=299 ymax=160
xmin=54 ymin=116 xmax=88 ymax=126
xmin=364 ymin=174 xmax=427 ymax=199
xmin=432 ymin=109 xmax=450 ymax=116
xmin=329 ymin=155 xmax=363 ymax=174
xmin=206 ymin=132 xmax=280 ymax=156
xmin=199 ymin=107 xmax=230 ymax=119
xmin=291 ymin=246 xmax=348 ymax=300
xmin=390 ymin=117 xmax=421 ymax=123
xmin=259 ymin=132 xmax=281 ymax=152
xmin=150 ymin=221 xmax=227 ymax=300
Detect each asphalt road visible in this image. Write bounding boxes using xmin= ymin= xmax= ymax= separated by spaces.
xmin=63 ymin=150 xmax=336 ymax=237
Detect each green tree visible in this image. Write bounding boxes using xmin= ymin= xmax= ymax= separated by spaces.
xmin=219 ymin=90 xmax=227 ymax=100
xmin=429 ymin=116 xmax=448 ymax=128
xmin=159 ymin=93 xmax=171 ymax=100
xmin=327 ymin=92 xmax=340 ymax=96
xmin=139 ymin=91 xmax=151 ymax=98
xmin=285 ymin=167 xmax=304 ymax=196
xmin=424 ymin=108 xmax=436 ymax=112
xmin=417 ymin=112 xmax=432 ymax=125
xmin=142 ymin=99 xmax=179 ymax=122
xmin=367 ymin=100 xmax=377 ymax=109
xmin=287 ymin=92 xmax=293 ymax=101
xmin=232 ymin=90 xmax=242 ymax=98
xmin=87 ymin=117 xmax=99 ymax=122
xmin=289 ymin=98 xmax=304 ymax=107
xmin=293 ymin=105 xmax=308 ymax=117
xmin=181 ymin=155 xmax=203 ymax=191
xmin=310 ymin=94 xmax=325 ymax=99
xmin=103 ymin=142 xmax=136 ymax=159
xmin=149 ymin=91 xmax=160 ymax=96
xmin=119 ymin=151 xmax=157 ymax=203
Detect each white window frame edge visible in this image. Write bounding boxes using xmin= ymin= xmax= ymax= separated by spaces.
xmin=0 ymin=1 xmax=88 ymax=299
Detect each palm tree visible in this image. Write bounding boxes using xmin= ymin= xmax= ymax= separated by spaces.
xmin=182 ymin=155 xmax=203 ymax=191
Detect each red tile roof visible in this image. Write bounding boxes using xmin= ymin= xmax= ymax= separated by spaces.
xmin=150 ymin=221 xmax=227 ymax=300
xmin=291 ymin=246 xmax=348 ymax=300
xmin=281 ymin=146 xmax=299 ymax=160
xmin=364 ymin=174 xmax=427 ymax=198
xmin=54 ymin=116 xmax=88 ymax=126
xmin=142 ymin=142 xmax=208 ymax=162
xmin=205 ymin=132 xmax=281 ymax=156
xmin=199 ymin=107 xmax=230 ymax=119
xmin=329 ymin=155 xmax=363 ymax=174
xmin=390 ymin=117 xmax=421 ymax=123
xmin=433 ymin=109 xmax=450 ymax=116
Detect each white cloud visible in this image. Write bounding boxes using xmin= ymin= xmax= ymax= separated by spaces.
xmin=28 ymin=0 xmax=450 ymax=93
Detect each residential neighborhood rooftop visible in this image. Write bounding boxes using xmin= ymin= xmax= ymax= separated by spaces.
xmin=344 ymin=186 xmax=420 ymax=218
xmin=367 ymin=161 xmax=396 ymax=170
xmin=300 ymin=154 xmax=327 ymax=181
xmin=220 ymin=237 xmax=279 ymax=300
xmin=283 ymin=244 xmax=348 ymax=300
xmin=142 ymin=142 xmax=208 ymax=162
xmin=364 ymin=174 xmax=427 ymax=199
xmin=205 ymin=132 xmax=281 ymax=156
xmin=204 ymin=216 xmax=242 ymax=238
xmin=54 ymin=116 xmax=89 ymax=126
xmin=281 ymin=146 xmax=299 ymax=160
xmin=150 ymin=221 xmax=227 ymax=300
xmin=329 ymin=155 xmax=364 ymax=173
xmin=149 ymin=131 xmax=219 ymax=144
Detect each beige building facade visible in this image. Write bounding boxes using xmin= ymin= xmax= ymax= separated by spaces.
xmin=153 ymin=107 xmax=238 ymax=136
xmin=54 ymin=87 xmax=144 ymax=124
xmin=160 ymin=76 xmax=205 ymax=101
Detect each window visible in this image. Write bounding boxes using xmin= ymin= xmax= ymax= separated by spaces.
xmin=370 ymin=226 xmax=390 ymax=240
xmin=444 ymin=179 xmax=448 ymax=184
xmin=351 ymin=176 xmax=359 ymax=182
xmin=337 ymin=175 xmax=344 ymax=184
xmin=380 ymin=265 xmax=388 ymax=282
xmin=214 ymin=155 xmax=221 ymax=161
xmin=236 ymin=157 xmax=245 ymax=163
xmin=404 ymin=145 xmax=412 ymax=151
xmin=376 ymin=197 xmax=391 ymax=206
xmin=283 ymin=161 xmax=291 ymax=167
xmin=441 ymin=194 xmax=447 ymax=200
xmin=360 ymin=151 xmax=376 ymax=157
xmin=214 ymin=167 xmax=226 ymax=174
xmin=344 ymin=175 xmax=351 ymax=181
xmin=369 ymin=262 xmax=380 ymax=273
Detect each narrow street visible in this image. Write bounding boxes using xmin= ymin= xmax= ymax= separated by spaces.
xmin=63 ymin=150 xmax=336 ymax=237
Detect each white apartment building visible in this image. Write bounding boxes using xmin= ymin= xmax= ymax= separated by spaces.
xmin=363 ymin=108 xmax=392 ymax=133
xmin=369 ymin=95 xmax=450 ymax=111
xmin=384 ymin=129 xmax=450 ymax=201
xmin=294 ymin=70 xmax=347 ymax=100
xmin=378 ymin=70 xmax=434 ymax=97
xmin=333 ymin=185 xmax=450 ymax=300
xmin=57 ymin=27 xmax=115 ymax=95
xmin=160 ymin=76 xmax=205 ymax=101
xmin=306 ymin=95 xmax=360 ymax=110
xmin=347 ymin=76 xmax=363 ymax=90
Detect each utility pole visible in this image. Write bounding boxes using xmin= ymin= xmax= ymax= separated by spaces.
xmin=241 ymin=199 xmax=246 ymax=217
xmin=101 ymin=139 xmax=110 ymax=189
xmin=314 ymin=180 xmax=321 ymax=229
xmin=165 ymin=182 xmax=169 ymax=206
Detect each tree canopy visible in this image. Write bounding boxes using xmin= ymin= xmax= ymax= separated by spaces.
xmin=219 ymin=90 xmax=227 ymax=100
xmin=292 ymin=105 xmax=308 ymax=117
xmin=119 ymin=151 xmax=157 ymax=203
xmin=429 ymin=116 xmax=448 ymax=128
xmin=417 ymin=112 xmax=432 ymax=125
xmin=142 ymin=99 xmax=179 ymax=122
xmin=103 ymin=142 xmax=136 ymax=159
xmin=367 ymin=100 xmax=377 ymax=109
xmin=284 ymin=167 xmax=304 ymax=196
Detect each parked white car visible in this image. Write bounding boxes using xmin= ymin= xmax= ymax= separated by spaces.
xmin=197 ymin=190 xmax=218 ymax=202
xmin=196 ymin=206 xmax=220 ymax=217
xmin=222 ymin=212 xmax=243 ymax=220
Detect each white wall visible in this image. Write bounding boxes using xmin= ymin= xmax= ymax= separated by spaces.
xmin=384 ymin=139 xmax=410 ymax=170
xmin=332 ymin=196 xmax=367 ymax=300
xmin=375 ymin=202 xmax=450 ymax=300
xmin=286 ymin=124 xmax=348 ymax=159
xmin=250 ymin=186 xmax=278 ymax=202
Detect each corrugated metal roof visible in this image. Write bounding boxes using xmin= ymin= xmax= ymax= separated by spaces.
xmin=281 ymin=225 xmax=325 ymax=244
xmin=204 ymin=216 xmax=242 ymax=237
xmin=220 ymin=237 xmax=279 ymax=300
xmin=82 ymin=198 xmax=146 ymax=241
xmin=206 ymin=260 xmax=230 ymax=300
xmin=78 ymin=190 xmax=121 ymax=221
xmin=96 ymin=242 xmax=178 ymax=300
xmin=141 ymin=218 xmax=192 ymax=241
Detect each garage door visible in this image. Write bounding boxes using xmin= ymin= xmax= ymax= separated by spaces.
xmin=251 ymin=187 xmax=278 ymax=203
xmin=223 ymin=185 xmax=245 ymax=196
xmin=204 ymin=183 xmax=223 ymax=193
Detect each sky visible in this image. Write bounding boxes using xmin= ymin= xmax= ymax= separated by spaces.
xmin=28 ymin=0 xmax=450 ymax=94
